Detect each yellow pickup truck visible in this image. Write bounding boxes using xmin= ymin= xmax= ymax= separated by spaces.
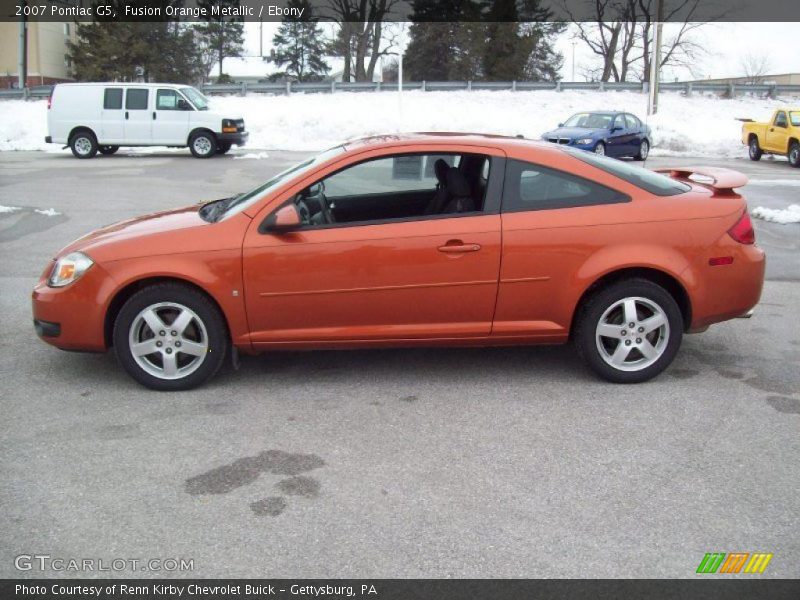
xmin=741 ymin=108 xmax=800 ymax=167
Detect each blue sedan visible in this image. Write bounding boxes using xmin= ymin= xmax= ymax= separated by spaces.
xmin=541 ymin=111 xmax=651 ymax=160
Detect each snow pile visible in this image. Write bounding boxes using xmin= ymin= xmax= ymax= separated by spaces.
xmin=0 ymin=205 xmax=22 ymax=213
xmin=34 ymin=208 xmax=61 ymax=216
xmin=0 ymin=90 xmax=793 ymax=156
xmin=751 ymin=204 xmax=800 ymax=224
xmin=233 ymin=151 xmax=270 ymax=160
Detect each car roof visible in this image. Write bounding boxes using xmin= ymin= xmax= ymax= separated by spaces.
xmin=55 ymin=82 xmax=185 ymax=88
xmin=343 ymin=132 xmax=557 ymax=151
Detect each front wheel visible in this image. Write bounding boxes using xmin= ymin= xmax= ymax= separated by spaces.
xmin=99 ymin=145 xmax=119 ymax=155
xmin=748 ymin=137 xmax=763 ymax=161
xmin=594 ymin=142 xmax=606 ymax=156
xmin=789 ymin=142 xmax=800 ymax=168
xmin=634 ymin=139 xmax=649 ymax=161
xmin=574 ymin=279 xmax=683 ymax=383
xmin=113 ymin=283 xmax=228 ymax=391
xmin=189 ymin=131 xmax=217 ymax=158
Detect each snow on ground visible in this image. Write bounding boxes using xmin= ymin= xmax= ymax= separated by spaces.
xmin=0 ymin=90 xmax=795 ymax=157
xmin=752 ymin=204 xmax=800 ymax=224
xmin=0 ymin=205 xmax=22 ymax=213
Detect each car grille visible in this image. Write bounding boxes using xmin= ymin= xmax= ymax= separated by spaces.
xmin=233 ymin=119 xmax=245 ymax=132
xmin=547 ymin=137 xmax=571 ymax=144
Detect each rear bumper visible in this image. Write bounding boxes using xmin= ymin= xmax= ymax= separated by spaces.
xmin=218 ymin=131 xmax=248 ymax=146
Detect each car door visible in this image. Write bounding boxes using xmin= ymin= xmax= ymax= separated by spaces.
xmin=625 ymin=114 xmax=643 ymax=154
xmin=241 ymin=149 xmax=504 ymax=346
xmin=100 ymin=87 xmax=125 ymax=143
xmin=152 ymin=88 xmax=191 ymax=145
xmin=605 ymin=115 xmax=630 ymax=157
xmin=123 ymin=88 xmax=152 ymax=144
xmin=766 ymin=111 xmax=789 ymax=154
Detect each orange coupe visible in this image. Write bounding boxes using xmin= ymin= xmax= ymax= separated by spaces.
xmin=32 ymin=134 xmax=765 ymax=390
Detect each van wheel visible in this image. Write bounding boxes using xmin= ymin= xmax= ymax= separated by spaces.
xmin=99 ymin=145 xmax=119 ymax=155
xmin=217 ymin=142 xmax=232 ymax=155
xmin=113 ymin=283 xmax=228 ymax=391
xmin=69 ymin=131 xmax=98 ymax=159
xmin=789 ymin=142 xmax=800 ymax=168
xmin=748 ymin=137 xmax=763 ymax=161
xmin=574 ymin=278 xmax=683 ymax=383
xmin=189 ymin=131 xmax=217 ymax=158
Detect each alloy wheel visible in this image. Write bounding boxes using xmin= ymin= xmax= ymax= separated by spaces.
xmin=595 ymin=143 xmax=605 ymax=155
xmin=193 ymin=136 xmax=213 ymax=156
xmin=74 ymin=137 xmax=92 ymax=156
xmin=128 ymin=302 xmax=209 ymax=380
xmin=595 ymin=296 xmax=670 ymax=372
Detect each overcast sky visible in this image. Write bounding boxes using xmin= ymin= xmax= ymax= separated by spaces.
xmin=244 ymin=22 xmax=799 ymax=81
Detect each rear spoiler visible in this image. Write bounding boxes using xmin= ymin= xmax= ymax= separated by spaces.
xmin=654 ymin=166 xmax=748 ymax=195
xmin=735 ymin=118 xmax=755 ymax=122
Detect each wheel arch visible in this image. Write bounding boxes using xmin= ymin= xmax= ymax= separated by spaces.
xmin=788 ymin=137 xmax=799 ymax=151
xmin=747 ymin=132 xmax=759 ymax=144
xmin=569 ymin=266 xmax=692 ymax=339
xmin=68 ymin=126 xmax=97 ymax=142
xmin=187 ymin=127 xmax=217 ymax=147
xmin=104 ymin=276 xmax=231 ymax=349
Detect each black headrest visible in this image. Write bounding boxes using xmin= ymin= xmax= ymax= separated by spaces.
xmin=446 ymin=168 xmax=471 ymax=198
xmin=434 ymin=159 xmax=449 ymax=185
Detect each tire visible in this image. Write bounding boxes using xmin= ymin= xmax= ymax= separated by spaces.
xmin=113 ymin=283 xmax=228 ymax=391
xmin=574 ymin=278 xmax=683 ymax=384
xmin=98 ymin=145 xmax=119 ymax=155
xmin=189 ymin=131 xmax=217 ymax=158
xmin=69 ymin=130 xmax=98 ymax=159
xmin=594 ymin=142 xmax=606 ymax=156
xmin=217 ymin=142 xmax=232 ymax=155
xmin=789 ymin=141 xmax=800 ymax=168
xmin=634 ymin=139 xmax=649 ymax=161
xmin=748 ymin=137 xmax=763 ymax=161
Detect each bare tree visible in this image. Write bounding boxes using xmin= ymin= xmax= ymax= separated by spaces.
xmin=739 ymin=52 xmax=772 ymax=85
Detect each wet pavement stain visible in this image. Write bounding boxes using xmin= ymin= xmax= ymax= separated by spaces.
xmin=250 ymin=497 xmax=287 ymax=517
xmin=399 ymin=395 xmax=419 ymax=403
xmin=95 ymin=424 xmax=141 ymax=440
xmin=717 ymin=368 xmax=745 ymax=380
xmin=668 ymin=368 xmax=699 ymax=380
xmin=185 ymin=450 xmax=325 ymax=495
xmin=766 ymin=396 xmax=800 ymax=414
xmin=276 ymin=475 xmax=321 ymax=498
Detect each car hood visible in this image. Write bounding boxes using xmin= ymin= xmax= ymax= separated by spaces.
xmin=542 ymin=127 xmax=601 ymax=139
xmin=57 ymin=202 xmax=246 ymax=263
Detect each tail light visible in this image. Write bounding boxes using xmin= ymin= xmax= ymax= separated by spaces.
xmin=47 ymin=96 xmax=52 ymax=109
xmin=728 ymin=211 xmax=755 ymax=245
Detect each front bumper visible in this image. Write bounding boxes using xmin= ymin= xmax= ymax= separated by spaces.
xmin=542 ymin=137 xmax=595 ymax=151
xmin=218 ymin=131 xmax=248 ymax=146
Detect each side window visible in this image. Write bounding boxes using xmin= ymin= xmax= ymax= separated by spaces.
xmin=156 ymin=89 xmax=180 ymax=110
xmin=625 ymin=114 xmax=639 ymax=129
xmin=774 ymin=112 xmax=788 ymax=128
xmin=503 ymin=159 xmax=628 ymax=212
xmin=103 ymin=88 xmax=122 ymax=110
xmin=125 ymin=88 xmax=149 ymax=110
xmin=325 ymin=154 xmax=455 ymax=199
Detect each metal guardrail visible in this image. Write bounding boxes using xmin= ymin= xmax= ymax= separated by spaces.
xmin=3 ymin=81 xmax=800 ymax=100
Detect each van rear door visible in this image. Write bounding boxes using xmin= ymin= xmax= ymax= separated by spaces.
xmin=124 ymin=88 xmax=152 ymax=144
xmin=101 ymin=87 xmax=124 ymax=143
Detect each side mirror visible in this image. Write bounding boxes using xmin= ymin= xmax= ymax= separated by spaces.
xmin=260 ymin=204 xmax=301 ymax=233
xmin=177 ymin=98 xmax=190 ymax=111
xmin=611 ymin=125 xmax=622 ymax=132
xmin=558 ymin=122 xmax=564 ymax=127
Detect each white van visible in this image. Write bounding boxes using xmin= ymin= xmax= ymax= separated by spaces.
xmin=46 ymin=82 xmax=248 ymax=159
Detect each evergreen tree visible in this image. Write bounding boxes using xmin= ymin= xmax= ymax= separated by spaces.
xmin=67 ymin=22 xmax=203 ymax=83
xmin=270 ymin=0 xmax=329 ymax=82
xmin=195 ymin=0 xmax=245 ymax=80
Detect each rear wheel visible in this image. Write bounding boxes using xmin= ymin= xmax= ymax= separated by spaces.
xmin=217 ymin=142 xmax=232 ymax=155
xmin=99 ymin=145 xmax=119 ymax=155
xmin=574 ymin=279 xmax=683 ymax=383
xmin=113 ymin=283 xmax=228 ymax=391
xmin=748 ymin=137 xmax=763 ymax=161
xmin=634 ymin=139 xmax=649 ymax=161
xmin=789 ymin=141 xmax=800 ymax=168
xmin=189 ymin=131 xmax=217 ymax=158
xmin=69 ymin=130 xmax=98 ymax=159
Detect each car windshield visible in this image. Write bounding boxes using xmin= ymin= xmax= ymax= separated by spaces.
xmin=220 ymin=145 xmax=348 ymax=219
xmin=563 ymin=113 xmax=614 ymax=129
xmin=791 ymin=112 xmax=800 ymax=126
xmin=180 ymin=87 xmax=210 ymax=111
xmin=563 ymin=147 xmax=691 ymax=196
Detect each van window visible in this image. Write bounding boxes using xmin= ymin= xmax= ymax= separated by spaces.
xmin=156 ymin=89 xmax=181 ymax=110
xmin=125 ymin=89 xmax=149 ymax=110
xmin=103 ymin=88 xmax=122 ymax=110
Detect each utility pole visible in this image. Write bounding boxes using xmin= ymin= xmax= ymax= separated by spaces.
xmin=259 ymin=19 xmax=263 ymax=57
xmin=647 ymin=0 xmax=663 ymax=115
xmin=571 ymin=40 xmax=576 ymax=81
xmin=18 ymin=1 xmax=28 ymax=90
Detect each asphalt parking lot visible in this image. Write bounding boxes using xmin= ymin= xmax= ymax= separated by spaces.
xmin=1 ymin=149 xmax=798 ymax=579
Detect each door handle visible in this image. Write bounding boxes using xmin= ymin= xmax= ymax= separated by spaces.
xmin=152 ymin=111 xmax=157 ymax=120
xmin=125 ymin=111 xmax=129 ymax=120
xmin=437 ymin=241 xmax=481 ymax=253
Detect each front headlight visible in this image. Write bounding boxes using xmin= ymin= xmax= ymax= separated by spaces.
xmin=48 ymin=252 xmax=94 ymax=287
xmin=575 ymin=138 xmax=594 ymax=145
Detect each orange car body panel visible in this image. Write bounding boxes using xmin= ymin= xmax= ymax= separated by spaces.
xmin=32 ymin=134 xmax=765 ymax=355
